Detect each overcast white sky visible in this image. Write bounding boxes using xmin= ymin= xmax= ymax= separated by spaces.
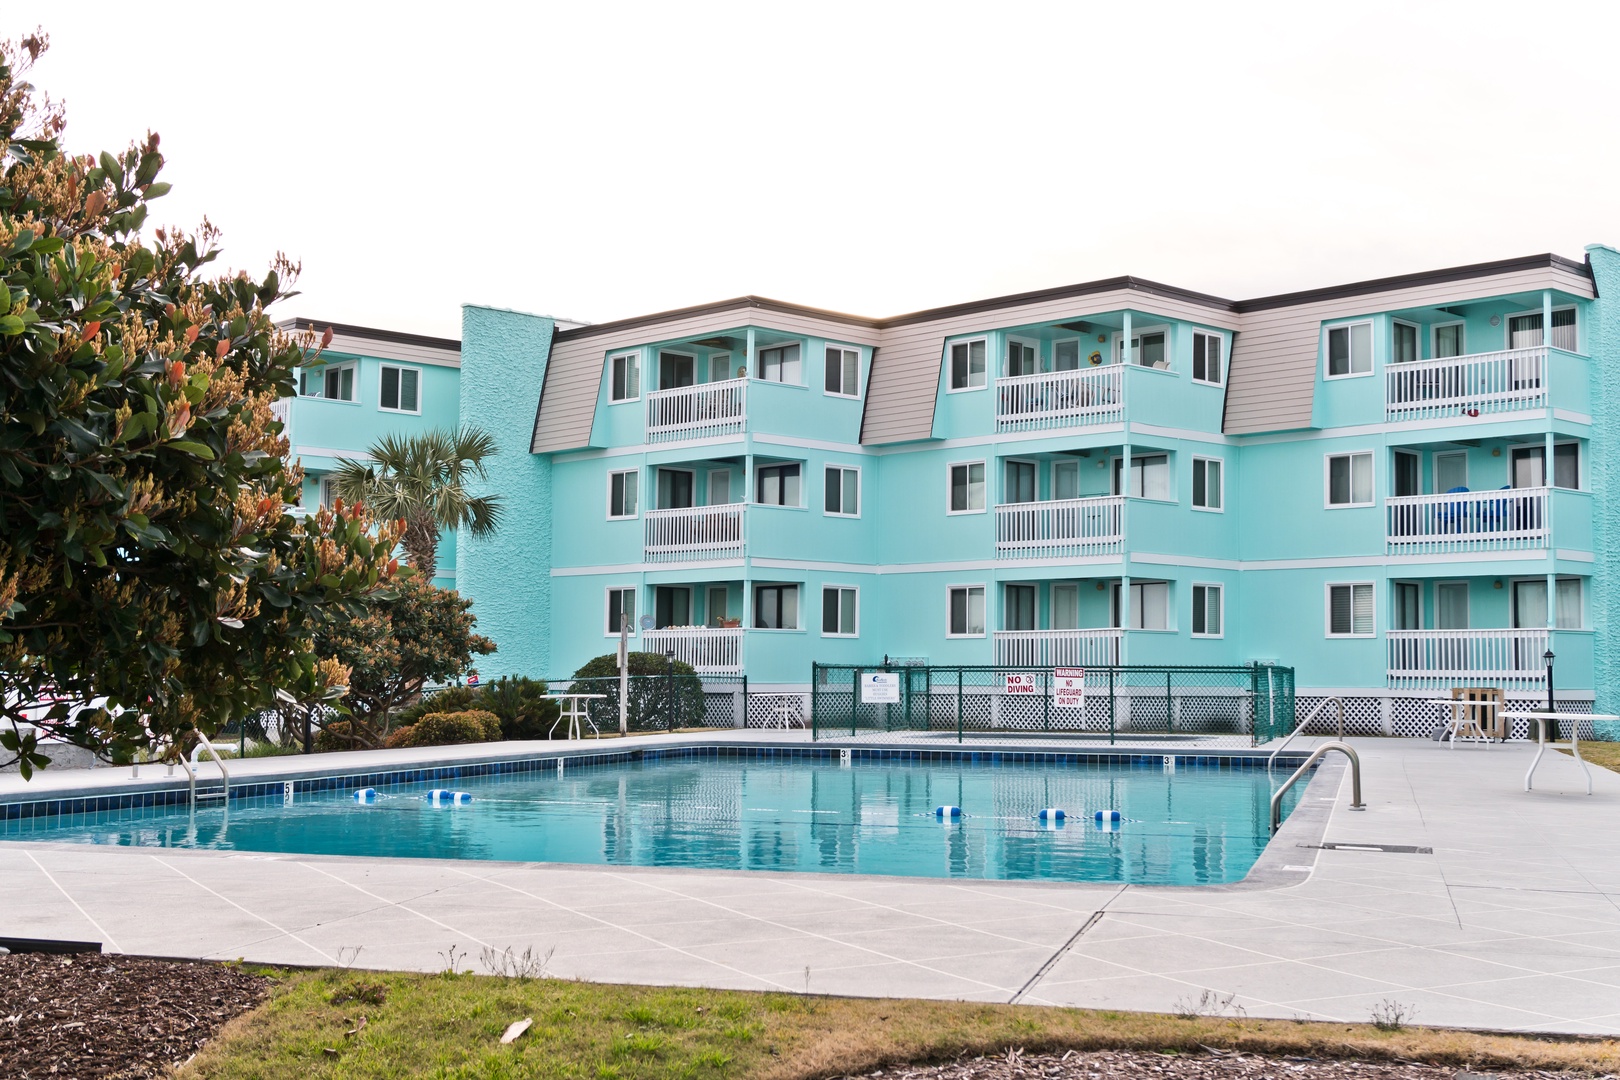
xmin=8 ymin=2 xmax=1619 ymax=338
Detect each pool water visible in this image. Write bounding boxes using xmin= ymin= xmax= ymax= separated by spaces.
xmin=4 ymin=758 xmax=1303 ymax=885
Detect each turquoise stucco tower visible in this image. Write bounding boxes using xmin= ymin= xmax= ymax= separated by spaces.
xmin=1584 ymin=244 xmax=1619 ymax=707
xmin=456 ymin=305 xmax=557 ymax=678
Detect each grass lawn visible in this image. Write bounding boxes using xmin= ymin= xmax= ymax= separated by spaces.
xmin=1565 ymin=741 xmax=1620 ymax=774
xmin=179 ymin=968 xmax=1619 ymax=1080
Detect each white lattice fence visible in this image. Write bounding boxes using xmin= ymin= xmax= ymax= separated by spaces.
xmin=746 ymin=693 xmax=808 ymax=729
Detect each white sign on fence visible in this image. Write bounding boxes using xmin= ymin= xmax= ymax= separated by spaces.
xmin=1054 ymin=667 xmax=1086 ymax=710
xmin=1003 ymin=672 xmax=1039 ymax=695
xmin=861 ymin=672 xmax=901 ymax=704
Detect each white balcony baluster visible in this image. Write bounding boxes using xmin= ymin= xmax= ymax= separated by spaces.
xmin=646 ymin=378 xmax=747 ymax=441
xmin=995 ymin=495 xmax=1124 ymax=559
xmin=994 ymin=629 xmax=1122 ymax=668
xmin=640 ymin=628 xmax=744 ymax=673
xmin=996 ymin=367 xmax=1122 ymax=431
xmin=644 ymin=504 xmax=745 ymax=562
xmin=1386 ymin=487 xmax=1549 ymax=553
xmin=1386 ymin=628 xmax=1550 ymax=690
xmin=1385 ymin=347 xmax=1547 ymax=420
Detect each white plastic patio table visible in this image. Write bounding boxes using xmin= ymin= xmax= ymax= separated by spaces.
xmin=1501 ymin=710 xmax=1606 ymax=794
xmin=548 ymin=694 xmax=606 ymax=740
xmin=1424 ymin=698 xmax=1497 ymax=747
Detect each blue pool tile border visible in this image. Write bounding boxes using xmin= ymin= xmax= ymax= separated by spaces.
xmin=0 ymin=744 xmax=1312 ymax=823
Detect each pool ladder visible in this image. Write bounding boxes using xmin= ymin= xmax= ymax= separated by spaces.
xmin=1270 ymin=740 xmax=1364 ymax=834
xmin=1266 ymin=697 xmax=1344 ymax=772
xmin=176 ymin=735 xmax=231 ymax=810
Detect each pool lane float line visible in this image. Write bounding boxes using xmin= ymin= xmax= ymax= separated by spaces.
xmin=1094 ymin=809 xmax=1122 ymax=821
xmin=352 ymin=788 xmax=380 ymax=803
xmin=934 ymin=805 xmax=961 ymax=818
xmin=426 ymin=789 xmax=473 ymax=805
xmin=1036 ymin=808 xmax=1066 ymax=821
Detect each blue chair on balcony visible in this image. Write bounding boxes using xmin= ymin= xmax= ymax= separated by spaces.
xmin=1438 ymin=486 xmax=1470 ymax=534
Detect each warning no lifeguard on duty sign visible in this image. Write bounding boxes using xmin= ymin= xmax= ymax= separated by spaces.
xmin=1003 ymin=668 xmax=1087 ymax=709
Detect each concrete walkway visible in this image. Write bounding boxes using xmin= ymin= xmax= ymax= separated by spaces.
xmin=2 ymin=734 xmax=1617 ymax=1034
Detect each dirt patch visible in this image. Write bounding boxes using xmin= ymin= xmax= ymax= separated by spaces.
xmin=0 ymin=953 xmax=269 ymax=1079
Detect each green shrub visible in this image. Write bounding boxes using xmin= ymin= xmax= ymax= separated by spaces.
xmin=388 ymin=710 xmax=501 ymax=748
xmin=313 ymin=720 xmax=360 ymax=753
xmin=393 ymin=686 xmax=480 ymax=729
xmin=479 ymin=676 xmax=560 ymax=740
xmin=571 ymin=653 xmax=705 ymax=732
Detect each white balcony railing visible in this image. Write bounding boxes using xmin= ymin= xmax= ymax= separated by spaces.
xmin=646 ymin=378 xmax=747 ymax=441
xmin=994 ymin=629 xmax=1122 ymax=668
xmin=1386 ymin=486 xmax=1548 ymax=553
xmin=640 ymin=628 xmax=744 ymax=673
xmin=270 ymin=398 xmax=291 ymax=428
xmin=644 ymin=504 xmax=745 ymax=562
xmin=995 ymin=496 xmax=1124 ymax=559
xmin=996 ymin=366 xmax=1123 ymax=431
xmin=1386 ymin=628 xmax=1549 ymax=689
xmin=1385 ymin=347 xmax=1547 ymax=420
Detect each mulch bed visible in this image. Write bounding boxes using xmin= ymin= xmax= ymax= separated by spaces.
xmin=858 ymin=1049 xmax=1608 ymax=1080
xmin=0 ymin=953 xmax=269 ymax=1079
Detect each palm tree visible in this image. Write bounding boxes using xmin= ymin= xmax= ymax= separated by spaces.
xmin=331 ymin=427 xmax=503 ymax=581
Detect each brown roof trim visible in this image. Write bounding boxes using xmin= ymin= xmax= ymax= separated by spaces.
xmin=1235 ymin=254 xmax=1592 ymax=313
xmin=279 ymin=317 xmax=461 ymax=352
xmin=876 ymin=275 xmax=1238 ymax=327
xmin=551 ymin=296 xmax=881 ymax=343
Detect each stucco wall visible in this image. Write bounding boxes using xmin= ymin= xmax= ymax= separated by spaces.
xmin=457 ymin=306 xmax=556 ymax=678
xmin=1585 ymin=245 xmax=1618 ymax=712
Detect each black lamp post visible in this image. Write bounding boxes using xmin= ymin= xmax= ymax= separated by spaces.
xmin=665 ymin=650 xmax=676 ymax=732
xmin=1543 ymin=649 xmax=1558 ymax=742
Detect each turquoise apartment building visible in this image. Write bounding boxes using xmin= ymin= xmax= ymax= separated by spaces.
xmin=274 ymin=318 xmax=466 ymax=590
xmin=447 ymin=245 xmax=1620 ymax=735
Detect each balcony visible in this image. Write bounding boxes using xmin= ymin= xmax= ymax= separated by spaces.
xmin=995 ymin=496 xmax=1124 ymax=559
xmin=1386 ymin=628 xmax=1549 ymax=690
xmin=1385 ymin=347 xmax=1553 ymax=421
xmin=646 ymin=378 xmax=747 ymax=441
xmin=644 ymin=504 xmax=745 ymax=562
xmin=641 ymin=627 xmax=744 ymax=673
xmin=994 ymin=629 xmax=1122 ymax=668
xmin=1386 ymin=487 xmax=1548 ymax=554
xmin=996 ymin=366 xmax=1122 ymax=432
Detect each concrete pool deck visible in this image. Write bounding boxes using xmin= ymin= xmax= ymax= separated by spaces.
xmin=1 ymin=733 xmax=1618 ymax=1034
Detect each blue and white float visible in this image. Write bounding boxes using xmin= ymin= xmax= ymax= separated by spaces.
xmin=934 ymin=805 xmax=961 ymax=818
xmin=1094 ymin=809 xmax=1121 ymax=821
xmin=426 ymin=789 xmax=473 ymax=805
xmin=1036 ymin=808 xmax=1066 ymax=821
xmin=351 ymin=788 xmax=378 ymax=803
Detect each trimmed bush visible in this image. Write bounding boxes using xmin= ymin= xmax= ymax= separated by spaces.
xmin=479 ymin=676 xmax=560 ymax=741
xmin=393 ymin=686 xmax=480 ymax=729
xmin=571 ymin=652 xmax=705 ymax=732
xmin=388 ymin=710 xmax=502 ymax=748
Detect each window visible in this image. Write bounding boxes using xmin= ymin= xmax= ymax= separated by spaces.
xmin=1192 ymin=331 xmax=1223 ymax=385
xmin=711 ymin=354 xmax=733 ymax=380
xmin=610 ymin=353 xmax=640 ymax=401
xmin=1327 ymin=583 xmax=1374 ymax=637
xmin=1051 ymin=583 xmax=1080 ymax=630
xmin=756 ymin=463 xmax=802 ymax=506
xmin=607 ymin=469 xmax=639 ymax=518
xmin=948 ymin=339 xmax=987 ymax=390
xmin=300 ymin=362 xmax=356 ymax=401
xmin=318 ymin=475 xmax=338 ymax=509
xmin=1508 ymin=308 xmax=1578 ymax=352
xmin=660 ymin=351 xmax=695 ymax=389
xmin=1052 ymin=459 xmax=1080 ymax=501
xmin=1004 ymin=584 xmax=1036 ymax=631
xmin=1326 ymin=452 xmax=1374 ymax=507
xmin=754 ymin=584 xmax=799 ymax=630
xmin=1191 ymin=457 xmax=1223 ymax=511
xmin=1114 ymin=454 xmax=1170 ymax=500
xmin=606 ymin=588 xmax=637 ymax=636
xmin=706 ymin=586 xmax=731 ymax=627
xmin=947 ymin=585 xmax=985 ymax=637
xmin=1114 ymin=581 xmax=1169 ymax=630
xmin=1436 ymin=582 xmax=1469 ymax=629
xmin=758 ymin=343 xmax=801 ymax=384
xmin=821 ymin=587 xmax=858 ymax=636
xmin=1326 ymin=322 xmax=1373 ymax=377
xmin=1053 ymin=340 xmax=1081 ymax=371
xmin=1117 ymin=329 xmax=1168 ymax=368
xmin=1434 ymin=323 xmax=1464 ymax=358
xmin=1191 ymin=584 xmax=1222 ymax=637
xmin=1005 ymin=460 xmax=1036 ymax=504
xmin=1392 ymin=321 xmax=1419 ymax=365
xmin=1434 ymin=451 xmax=1467 ymax=492
xmin=1511 ymin=443 xmax=1579 ymax=490
xmin=1006 ymin=339 xmax=1038 ymax=377
xmin=1393 ymin=450 xmax=1420 ymax=498
xmin=824 ymin=466 xmax=859 ymax=516
xmin=1511 ymin=578 xmax=1583 ymax=630
xmin=378 ymin=364 xmax=421 ymax=413
xmin=708 ymin=470 xmax=731 ymax=505
xmin=825 ymin=346 xmax=859 ymax=396
xmin=948 ymin=461 xmax=986 ymax=513
xmin=658 ymin=468 xmax=694 ymax=509
xmin=655 ymin=585 xmax=691 ymax=628
xmin=1392 ymin=581 xmax=1421 ymax=631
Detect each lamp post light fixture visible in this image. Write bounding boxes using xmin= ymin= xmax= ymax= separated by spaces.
xmin=1543 ymin=649 xmax=1557 ymax=742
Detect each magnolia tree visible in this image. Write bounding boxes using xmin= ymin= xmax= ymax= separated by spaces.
xmin=0 ymin=34 xmax=403 ymax=776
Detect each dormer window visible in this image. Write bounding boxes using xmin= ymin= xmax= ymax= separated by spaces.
xmin=948 ymin=339 xmax=987 ymax=390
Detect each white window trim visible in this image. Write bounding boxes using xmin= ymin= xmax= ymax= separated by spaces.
xmin=604 ymin=587 xmax=638 ymax=637
xmin=1051 ymin=337 xmax=1083 ymax=372
xmin=377 ymin=362 xmax=423 ymax=415
xmin=657 ymin=466 xmax=697 ymax=510
xmin=1191 ymin=582 xmax=1224 ymax=639
xmin=945 ymin=336 xmax=989 ymax=393
xmin=318 ymin=475 xmax=338 ymax=509
xmin=1505 ymin=304 xmax=1580 ymax=354
xmin=1324 ymin=451 xmax=1376 ymax=508
xmin=1325 ymin=581 xmax=1375 ymax=639
xmin=707 ymin=469 xmax=732 ymax=506
xmin=303 ymin=360 xmax=359 ymax=404
xmin=1390 ymin=579 xmax=1424 ymax=632
xmin=1509 ymin=439 xmax=1583 ymax=491
xmin=823 ymin=344 xmax=861 ymax=399
xmin=608 ymin=351 xmax=640 ymax=403
xmin=657 ymin=350 xmax=697 ymax=391
xmin=1004 ymin=334 xmax=1042 ymax=379
xmin=1431 ymin=320 xmax=1466 ymax=359
xmin=1323 ymin=319 xmax=1375 ymax=380
xmin=1434 ymin=579 xmax=1470 ymax=630
xmin=751 ymin=582 xmax=803 ymax=632
xmin=1390 ymin=318 xmax=1422 ymax=365
xmin=606 ymin=468 xmax=639 ymax=520
xmin=754 ymin=462 xmax=806 ymax=509
xmin=1111 ymin=324 xmax=1173 ymax=371
xmin=1050 ymin=582 xmax=1081 ymax=631
xmin=823 ymin=464 xmax=862 ymax=518
xmin=1505 ymin=575 xmax=1585 ymax=630
xmin=1191 ymin=329 xmax=1225 ymax=386
xmin=820 ymin=584 xmax=860 ymax=638
xmin=946 ymin=460 xmax=988 ymax=516
xmin=1051 ymin=458 xmax=1081 ymax=501
xmin=1433 ymin=449 xmax=1468 ymax=491
xmin=1113 ymin=453 xmax=1174 ymax=503
xmin=945 ymin=584 xmax=987 ymax=639
xmin=1191 ymin=455 xmax=1224 ymax=513
xmin=1391 ymin=448 xmax=1422 ymax=498
xmin=754 ymin=342 xmax=805 ymax=386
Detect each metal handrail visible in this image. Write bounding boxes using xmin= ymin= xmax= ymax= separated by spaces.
xmin=1266 ymin=696 xmax=1343 ymax=771
xmin=185 ymin=735 xmax=230 ymax=808
xmin=1270 ymin=740 xmax=1364 ymax=834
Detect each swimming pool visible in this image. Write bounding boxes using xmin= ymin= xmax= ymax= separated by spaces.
xmin=2 ymin=755 xmax=1305 ymax=885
